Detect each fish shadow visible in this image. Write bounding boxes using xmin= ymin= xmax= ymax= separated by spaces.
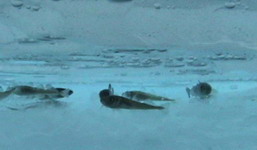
xmin=7 ymin=100 xmax=68 ymax=111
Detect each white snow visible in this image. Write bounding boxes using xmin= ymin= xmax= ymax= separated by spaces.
xmin=1 ymin=0 xmax=257 ymax=150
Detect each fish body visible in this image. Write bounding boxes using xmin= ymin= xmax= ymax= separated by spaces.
xmin=100 ymin=94 xmax=164 ymax=110
xmin=99 ymin=84 xmax=164 ymax=110
xmin=12 ymin=86 xmax=73 ymax=99
xmin=186 ymin=82 xmax=212 ymax=98
xmin=122 ymin=91 xmax=175 ymax=102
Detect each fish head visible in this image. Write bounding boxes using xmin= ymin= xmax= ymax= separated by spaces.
xmin=192 ymin=82 xmax=212 ymax=97
xmin=199 ymin=82 xmax=212 ymax=95
xmin=99 ymin=89 xmax=111 ymax=99
xmin=99 ymin=84 xmax=114 ymax=99
xmin=55 ymin=88 xmax=73 ymax=98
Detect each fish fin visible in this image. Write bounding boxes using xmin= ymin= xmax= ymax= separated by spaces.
xmin=112 ymin=88 xmax=114 ymax=95
xmin=108 ymin=84 xmax=114 ymax=95
xmin=186 ymin=87 xmax=191 ymax=98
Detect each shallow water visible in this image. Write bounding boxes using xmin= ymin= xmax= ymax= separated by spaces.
xmin=1 ymin=0 xmax=257 ymax=149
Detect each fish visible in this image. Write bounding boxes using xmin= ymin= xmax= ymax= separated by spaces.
xmin=122 ymin=91 xmax=175 ymax=102
xmin=186 ymin=82 xmax=212 ymax=99
xmin=99 ymin=84 xmax=164 ymax=110
xmin=11 ymin=85 xmax=73 ymax=100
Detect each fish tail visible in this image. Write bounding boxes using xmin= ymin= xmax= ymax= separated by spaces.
xmin=161 ymin=97 xmax=176 ymax=102
xmin=186 ymin=87 xmax=191 ymax=98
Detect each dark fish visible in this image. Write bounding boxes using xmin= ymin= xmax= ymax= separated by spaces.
xmin=186 ymin=82 xmax=212 ymax=98
xmin=122 ymin=91 xmax=175 ymax=102
xmin=12 ymin=85 xmax=73 ymax=99
xmin=99 ymin=84 xmax=164 ymax=110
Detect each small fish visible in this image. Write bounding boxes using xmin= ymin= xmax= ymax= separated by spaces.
xmin=11 ymin=85 xmax=73 ymax=99
xmin=99 ymin=84 xmax=164 ymax=110
xmin=186 ymin=82 xmax=212 ymax=99
xmin=122 ymin=91 xmax=175 ymax=102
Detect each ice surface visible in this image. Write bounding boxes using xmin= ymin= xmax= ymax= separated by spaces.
xmin=1 ymin=0 xmax=257 ymax=150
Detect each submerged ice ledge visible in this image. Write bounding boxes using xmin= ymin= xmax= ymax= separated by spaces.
xmin=0 ymin=48 xmax=256 ymax=85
